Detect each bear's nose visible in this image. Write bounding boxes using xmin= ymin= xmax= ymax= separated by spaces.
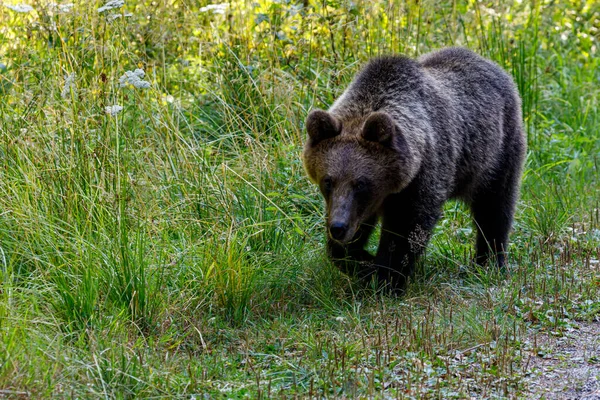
xmin=329 ymin=222 xmax=348 ymax=241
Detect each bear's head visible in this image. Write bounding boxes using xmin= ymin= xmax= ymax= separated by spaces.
xmin=303 ymin=109 xmax=414 ymax=243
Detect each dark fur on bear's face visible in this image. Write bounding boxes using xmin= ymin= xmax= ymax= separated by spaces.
xmin=304 ymin=111 xmax=413 ymax=243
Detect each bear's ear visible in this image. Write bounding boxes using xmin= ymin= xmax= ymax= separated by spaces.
xmin=362 ymin=112 xmax=395 ymax=146
xmin=306 ymin=109 xmax=342 ymax=146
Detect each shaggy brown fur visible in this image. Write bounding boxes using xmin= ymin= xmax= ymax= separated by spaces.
xmin=303 ymin=47 xmax=527 ymax=291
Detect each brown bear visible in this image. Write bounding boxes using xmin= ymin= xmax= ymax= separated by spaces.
xmin=303 ymin=47 xmax=527 ymax=291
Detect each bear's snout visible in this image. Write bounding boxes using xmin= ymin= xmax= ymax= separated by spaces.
xmin=329 ymin=221 xmax=349 ymax=241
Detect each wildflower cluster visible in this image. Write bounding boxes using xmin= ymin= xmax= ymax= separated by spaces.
xmin=49 ymin=3 xmax=73 ymax=13
xmin=105 ymin=105 xmax=123 ymax=116
xmin=198 ymin=3 xmax=228 ymax=14
xmin=61 ymin=73 xmax=76 ymax=99
xmin=107 ymin=12 xmax=132 ymax=22
xmin=106 ymin=68 xmax=152 ymax=116
xmin=118 ymin=69 xmax=151 ymax=89
xmin=3 ymin=3 xmax=34 ymax=13
xmin=97 ymin=0 xmax=124 ymax=13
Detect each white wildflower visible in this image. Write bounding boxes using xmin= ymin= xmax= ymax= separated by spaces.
xmin=119 ymin=68 xmax=151 ymax=89
xmin=105 ymin=105 xmax=123 ymax=116
xmin=107 ymin=12 xmax=132 ymax=22
xmin=97 ymin=0 xmax=124 ymax=13
xmin=61 ymin=72 xmax=76 ymax=99
xmin=58 ymin=3 xmax=73 ymax=12
xmin=198 ymin=3 xmax=228 ymax=14
xmin=48 ymin=3 xmax=73 ymax=13
xmin=481 ymin=6 xmax=500 ymax=17
xmin=4 ymin=3 xmax=34 ymax=13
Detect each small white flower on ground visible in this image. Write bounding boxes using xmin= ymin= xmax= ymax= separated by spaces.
xmin=105 ymin=105 xmax=123 ymax=116
xmin=335 ymin=316 xmax=346 ymax=323
xmin=61 ymin=72 xmax=76 ymax=99
xmin=4 ymin=3 xmax=34 ymax=13
xmin=199 ymin=3 xmax=228 ymax=14
xmin=119 ymin=69 xmax=151 ymax=89
xmin=97 ymin=0 xmax=124 ymax=13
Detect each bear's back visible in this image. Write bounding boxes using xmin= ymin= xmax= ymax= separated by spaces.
xmin=418 ymin=47 xmax=519 ymax=103
xmin=418 ymin=47 xmax=524 ymax=199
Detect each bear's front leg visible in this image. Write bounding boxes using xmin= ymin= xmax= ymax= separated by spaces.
xmin=327 ymin=215 xmax=377 ymax=277
xmin=373 ymin=203 xmax=441 ymax=291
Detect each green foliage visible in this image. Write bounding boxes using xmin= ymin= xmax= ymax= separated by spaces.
xmin=0 ymin=0 xmax=598 ymax=397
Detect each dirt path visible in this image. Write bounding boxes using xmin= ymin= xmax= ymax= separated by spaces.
xmin=523 ymin=321 xmax=600 ymax=399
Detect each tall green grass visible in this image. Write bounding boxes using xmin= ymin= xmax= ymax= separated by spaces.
xmin=0 ymin=0 xmax=598 ymax=397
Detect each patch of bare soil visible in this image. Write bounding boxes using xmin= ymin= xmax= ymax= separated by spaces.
xmin=523 ymin=321 xmax=600 ymax=399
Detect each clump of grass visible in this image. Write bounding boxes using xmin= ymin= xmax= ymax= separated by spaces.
xmin=50 ymin=263 xmax=99 ymax=336
xmin=103 ymin=223 xmax=165 ymax=331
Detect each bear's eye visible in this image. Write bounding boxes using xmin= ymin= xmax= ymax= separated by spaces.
xmin=355 ymin=178 xmax=370 ymax=192
xmin=322 ymin=176 xmax=333 ymax=193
